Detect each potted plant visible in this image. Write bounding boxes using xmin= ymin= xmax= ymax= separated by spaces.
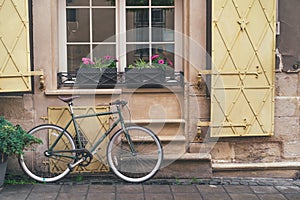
xmin=0 ymin=117 xmax=42 ymax=187
xmin=125 ymin=54 xmax=173 ymax=88
xmin=76 ymin=55 xmax=118 ymax=88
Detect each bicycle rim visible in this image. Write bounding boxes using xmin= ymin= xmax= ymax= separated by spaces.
xmin=107 ymin=126 xmax=163 ymax=183
xmin=19 ymin=124 xmax=76 ymax=182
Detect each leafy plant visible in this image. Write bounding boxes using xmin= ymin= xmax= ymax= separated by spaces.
xmin=80 ymin=56 xmax=118 ymax=69
xmin=128 ymin=54 xmax=173 ymax=70
xmin=128 ymin=58 xmax=150 ymax=69
xmin=0 ymin=117 xmax=42 ymax=163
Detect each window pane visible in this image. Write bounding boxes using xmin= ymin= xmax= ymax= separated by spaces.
xmin=126 ymin=0 xmax=149 ymax=6
xmin=66 ymin=0 xmax=89 ymax=6
xmin=152 ymin=44 xmax=174 ymax=68
xmin=92 ymin=44 xmax=116 ymax=60
xmin=127 ymin=44 xmax=149 ymax=66
xmin=93 ymin=0 xmax=115 ymax=6
xmin=126 ymin=9 xmax=149 ymax=42
xmin=93 ymin=9 xmax=116 ymax=42
xmin=67 ymin=45 xmax=90 ymax=72
xmin=152 ymin=8 xmax=174 ymax=42
xmin=67 ymin=9 xmax=89 ymax=42
xmin=151 ymin=0 xmax=174 ymax=6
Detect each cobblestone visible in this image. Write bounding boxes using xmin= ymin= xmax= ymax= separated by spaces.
xmin=1 ymin=176 xmax=300 ymax=200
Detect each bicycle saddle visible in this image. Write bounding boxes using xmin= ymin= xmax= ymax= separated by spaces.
xmin=58 ymin=96 xmax=80 ymax=103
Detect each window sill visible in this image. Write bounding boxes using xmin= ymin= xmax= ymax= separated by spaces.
xmin=45 ymin=88 xmax=122 ymax=95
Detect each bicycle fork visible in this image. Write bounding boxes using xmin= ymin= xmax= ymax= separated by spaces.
xmin=117 ymin=105 xmax=137 ymax=155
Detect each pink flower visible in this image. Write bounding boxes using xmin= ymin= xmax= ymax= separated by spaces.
xmin=151 ymin=54 xmax=160 ymax=60
xmin=158 ymin=59 xmax=165 ymax=64
xmin=167 ymin=58 xmax=173 ymax=66
xmin=104 ymin=55 xmax=112 ymax=60
xmin=83 ymin=59 xmax=90 ymax=65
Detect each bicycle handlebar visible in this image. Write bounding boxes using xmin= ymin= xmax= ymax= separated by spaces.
xmin=109 ymin=100 xmax=128 ymax=106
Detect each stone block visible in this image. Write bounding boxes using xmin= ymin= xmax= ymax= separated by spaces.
xmin=283 ymin=141 xmax=300 ymax=159
xmin=275 ymin=73 xmax=298 ymax=96
xmin=210 ymin=142 xmax=234 ymax=161
xmin=275 ymin=97 xmax=299 ymax=117
xmin=157 ymin=153 xmax=212 ymax=178
xmin=233 ymin=142 xmax=282 ymax=163
xmin=274 ymin=116 xmax=300 ymax=140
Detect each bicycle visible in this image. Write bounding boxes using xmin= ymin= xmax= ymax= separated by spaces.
xmin=19 ymin=96 xmax=163 ymax=183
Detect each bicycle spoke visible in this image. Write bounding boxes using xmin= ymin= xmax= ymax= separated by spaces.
xmin=107 ymin=126 xmax=163 ymax=183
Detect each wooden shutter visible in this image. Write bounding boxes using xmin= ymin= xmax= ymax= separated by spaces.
xmin=0 ymin=0 xmax=36 ymax=92
xmin=210 ymin=0 xmax=276 ymax=137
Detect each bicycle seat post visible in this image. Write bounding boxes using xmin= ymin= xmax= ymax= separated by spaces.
xmin=68 ymin=101 xmax=74 ymax=115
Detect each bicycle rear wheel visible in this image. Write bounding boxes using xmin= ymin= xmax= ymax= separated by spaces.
xmin=107 ymin=126 xmax=163 ymax=183
xmin=19 ymin=124 xmax=76 ymax=182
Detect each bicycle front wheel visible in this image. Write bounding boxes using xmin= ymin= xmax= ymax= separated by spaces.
xmin=19 ymin=124 xmax=76 ymax=182
xmin=107 ymin=126 xmax=163 ymax=183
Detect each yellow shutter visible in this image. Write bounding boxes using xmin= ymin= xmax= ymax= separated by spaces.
xmin=0 ymin=0 xmax=36 ymax=92
xmin=210 ymin=0 xmax=276 ymax=137
xmin=48 ymin=106 xmax=110 ymax=173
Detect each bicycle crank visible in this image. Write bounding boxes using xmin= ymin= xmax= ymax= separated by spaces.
xmin=75 ymin=149 xmax=93 ymax=167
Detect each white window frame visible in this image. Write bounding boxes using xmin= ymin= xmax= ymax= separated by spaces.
xmin=58 ymin=0 xmax=182 ymax=74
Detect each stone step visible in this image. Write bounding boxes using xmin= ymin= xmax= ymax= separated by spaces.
xmin=156 ymin=153 xmax=212 ymax=179
xmin=159 ymin=135 xmax=187 ymax=155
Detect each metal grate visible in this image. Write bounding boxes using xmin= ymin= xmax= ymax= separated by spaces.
xmin=48 ymin=106 xmax=111 ymax=173
xmin=57 ymin=71 xmax=184 ymax=88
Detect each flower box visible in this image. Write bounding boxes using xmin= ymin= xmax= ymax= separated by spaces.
xmin=76 ymin=68 xmax=117 ymax=89
xmin=125 ymin=68 xmax=165 ymax=88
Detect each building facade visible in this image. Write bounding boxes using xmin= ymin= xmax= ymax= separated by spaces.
xmin=0 ymin=0 xmax=299 ymax=178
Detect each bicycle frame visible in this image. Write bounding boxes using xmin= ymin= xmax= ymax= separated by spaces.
xmin=48 ymin=103 xmax=131 ymax=161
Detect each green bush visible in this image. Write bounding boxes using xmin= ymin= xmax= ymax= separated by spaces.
xmin=0 ymin=117 xmax=42 ymax=162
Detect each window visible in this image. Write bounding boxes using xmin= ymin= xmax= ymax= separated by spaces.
xmin=60 ymin=0 xmax=116 ymax=73
xmin=59 ymin=0 xmax=179 ymax=77
xmin=125 ymin=1 xmax=175 ymax=67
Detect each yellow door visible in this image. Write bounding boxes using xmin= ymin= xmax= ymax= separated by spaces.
xmin=211 ymin=0 xmax=276 ymax=137
xmin=0 ymin=0 xmax=33 ymax=92
xmin=48 ymin=106 xmax=111 ymax=173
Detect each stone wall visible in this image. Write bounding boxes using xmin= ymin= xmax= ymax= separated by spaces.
xmin=188 ymin=0 xmax=300 ymax=176
xmin=0 ymin=0 xmax=300 ymax=177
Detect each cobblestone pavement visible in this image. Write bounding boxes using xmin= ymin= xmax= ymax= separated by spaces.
xmin=1 ymin=177 xmax=300 ymax=200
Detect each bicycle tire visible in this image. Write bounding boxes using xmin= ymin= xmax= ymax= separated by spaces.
xmin=107 ymin=126 xmax=163 ymax=183
xmin=19 ymin=124 xmax=76 ymax=182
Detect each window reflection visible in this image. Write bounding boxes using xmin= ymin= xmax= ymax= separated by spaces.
xmin=152 ymin=0 xmax=174 ymax=6
xmin=67 ymin=9 xmax=90 ymax=42
xmin=93 ymin=0 xmax=115 ymax=6
xmin=127 ymin=44 xmax=149 ymax=65
xmin=92 ymin=8 xmax=116 ymax=42
xmin=152 ymin=8 xmax=174 ymax=42
xmin=126 ymin=9 xmax=149 ymax=42
xmin=126 ymin=0 xmax=149 ymax=6
xmin=67 ymin=45 xmax=90 ymax=72
xmin=92 ymin=44 xmax=116 ymax=60
xmin=66 ymin=0 xmax=89 ymax=6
